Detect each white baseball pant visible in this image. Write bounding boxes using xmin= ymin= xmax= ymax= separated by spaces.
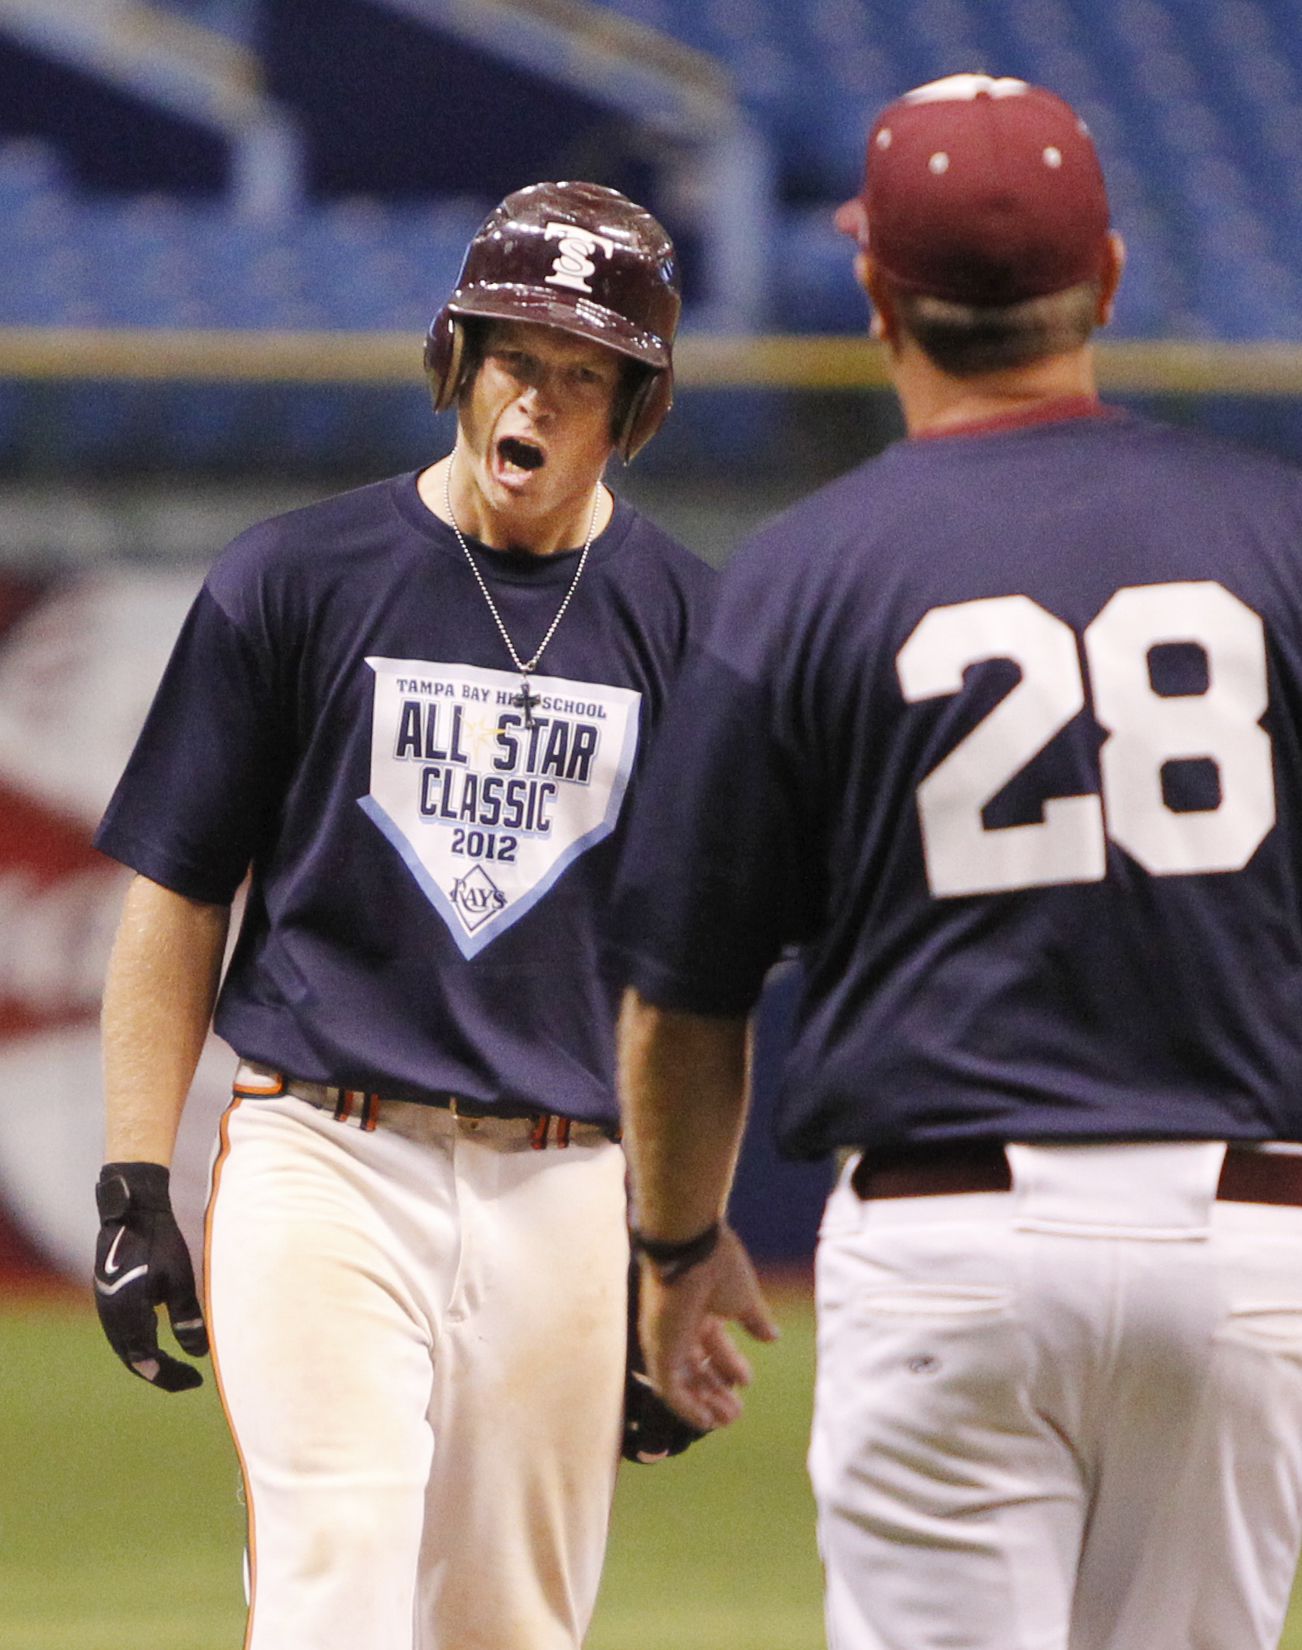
xmin=204 ymin=1082 xmax=628 ymax=1650
xmin=811 ymin=1142 xmax=1302 ymax=1650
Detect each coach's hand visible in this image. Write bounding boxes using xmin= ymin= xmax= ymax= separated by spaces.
xmin=622 ymin=1258 xmax=708 ymax=1462
xmin=93 ymin=1161 xmax=209 ymax=1392
xmin=634 ymin=1223 xmax=779 ymax=1435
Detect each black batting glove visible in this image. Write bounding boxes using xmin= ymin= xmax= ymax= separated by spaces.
xmin=93 ymin=1161 xmax=209 ymax=1393
xmin=621 ymin=1256 xmax=707 ymax=1463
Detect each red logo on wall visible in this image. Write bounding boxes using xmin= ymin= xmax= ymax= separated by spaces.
xmin=0 ymin=570 xmax=210 ymax=1278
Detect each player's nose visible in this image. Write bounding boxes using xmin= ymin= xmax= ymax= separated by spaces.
xmin=517 ymin=377 xmax=558 ymax=419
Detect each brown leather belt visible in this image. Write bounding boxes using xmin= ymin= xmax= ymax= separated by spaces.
xmin=233 ymin=1063 xmax=618 ymax=1149
xmin=850 ymin=1142 xmax=1302 ymax=1205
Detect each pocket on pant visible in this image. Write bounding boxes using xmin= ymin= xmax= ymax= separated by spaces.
xmin=818 ymin=1283 xmax=1036 ymax=1524
xmin=1217 ymin=1302 xmax=1302 ymax=1355
xmin=852 ymin=1283 xmax=1031 ymax=1436
xmin=857 ymin=1282 xmax=1014 ymax=1321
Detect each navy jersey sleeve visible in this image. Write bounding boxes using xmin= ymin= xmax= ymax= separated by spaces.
xmin=94 ymin=582 xmax=290 ymax=903
xmin=613 ymin=588 xmax=824 ymax=1015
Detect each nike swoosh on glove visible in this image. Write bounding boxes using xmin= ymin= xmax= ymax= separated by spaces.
xmin=93 ymin=1161 xmax=209 ymax=1393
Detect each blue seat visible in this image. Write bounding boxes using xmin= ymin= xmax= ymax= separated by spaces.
xmin=148 ymin=0 xmax=259 ymax=44
xmin=777 ymin=208 xmax=866 ymax=334
xmin=0 ymin=137 xmax=69 ymax=213
xmin=2 ymin=0 xmax=1301 ymax=408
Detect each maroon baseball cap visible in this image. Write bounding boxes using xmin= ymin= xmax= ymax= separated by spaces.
xmin=835 ymin=74 xmax=1110 ymax=306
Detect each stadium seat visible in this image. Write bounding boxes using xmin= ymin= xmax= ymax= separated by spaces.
xmin=4 ymin=0 xmax=1302 ymax=467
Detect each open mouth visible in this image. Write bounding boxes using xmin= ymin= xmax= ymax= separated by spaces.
xmin=497 ymin=436 xmax=545 ymax=472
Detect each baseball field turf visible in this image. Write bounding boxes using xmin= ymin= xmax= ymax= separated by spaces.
xmin=4 ymin=1283 xmax=1301 ymax=1650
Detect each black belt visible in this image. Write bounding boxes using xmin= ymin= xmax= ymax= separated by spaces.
xmin=850 ymin=1142 xmax=1302 ymax=1205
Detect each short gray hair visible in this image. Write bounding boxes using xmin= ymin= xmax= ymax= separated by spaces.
xmin=894 ymin=280 xmax=1101 ymax=376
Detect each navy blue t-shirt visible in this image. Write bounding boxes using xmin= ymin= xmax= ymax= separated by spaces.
xmin=614 ymin=405 xmax=1302 ymax=1157
xmin=96 ymin=471 xmax=714 ymax=1125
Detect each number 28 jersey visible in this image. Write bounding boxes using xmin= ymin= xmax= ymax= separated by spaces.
xmin=613 ymin=403 xmax=1302 ymax=1157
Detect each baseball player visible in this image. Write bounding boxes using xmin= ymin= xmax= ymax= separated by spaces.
xmin=90 ymin=180 xmax=712 ymax=1650
xmin=615 ymin=75 xmax=1302 ymax=1650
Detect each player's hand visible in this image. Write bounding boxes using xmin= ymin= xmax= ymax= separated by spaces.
xmin=636 ymin=1224 xmax=779 ymax=1434
xmin=622 ymin=1258 xmax=708 ymax=1462
xmin=93 ymin=1161 xmax=209 ymax=1392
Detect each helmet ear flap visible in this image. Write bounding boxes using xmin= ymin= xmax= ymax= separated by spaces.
xmin=616 ymin=369 xmax=674 ymax=463
xmin=424 ymin=309 xmax=466 ymax=413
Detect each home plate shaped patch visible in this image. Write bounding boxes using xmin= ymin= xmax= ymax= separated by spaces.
xmin=361 ymin=657 xmax=641 ymax=956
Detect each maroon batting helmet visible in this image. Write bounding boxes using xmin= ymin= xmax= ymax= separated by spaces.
xmin=425 ymin=181 xmax=681 ymax=462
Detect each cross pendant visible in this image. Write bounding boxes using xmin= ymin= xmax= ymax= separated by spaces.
xmin=514 ymin=677 xmax=539 ymax=729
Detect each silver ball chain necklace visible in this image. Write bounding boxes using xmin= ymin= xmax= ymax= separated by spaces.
xmin=443 ymin=457 xmax=600 ymax=729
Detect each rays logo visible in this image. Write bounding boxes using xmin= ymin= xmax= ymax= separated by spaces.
xmin=544 ymin=222 xmax=616 ymax=295
xmin=450 ymin=864 xmax=507 ymax=933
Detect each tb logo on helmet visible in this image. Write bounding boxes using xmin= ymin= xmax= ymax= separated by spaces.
xmin=544 ymin=223 xmax=616 ymax=295
xmin=425 ymin=180 xmax=681 ymax=461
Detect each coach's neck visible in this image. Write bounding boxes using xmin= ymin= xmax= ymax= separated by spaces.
xmin=860 ymin=237 xmax=1124 ymax=438
xmin=889 ymin=340 xmax=1099 ymax=437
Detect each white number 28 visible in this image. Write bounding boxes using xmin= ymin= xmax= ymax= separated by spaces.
xmin=895 ymin=582 xmax=1276 ymax=898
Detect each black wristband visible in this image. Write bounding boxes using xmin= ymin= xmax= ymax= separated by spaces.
xmin=631 ymin=1221 xmax=722 ymax=1284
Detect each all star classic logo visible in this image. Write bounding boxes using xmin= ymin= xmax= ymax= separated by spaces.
xmin=544 ymin=222 xmax=616 ymax=295
xmin=361 ymin=658 xmax=642 ymax=958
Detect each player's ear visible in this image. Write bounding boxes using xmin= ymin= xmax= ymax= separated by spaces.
xmin=1097 ymin=232 xmax=1126 ymax=328
xmin=860 ymin=256 xmax=899 ymax=348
